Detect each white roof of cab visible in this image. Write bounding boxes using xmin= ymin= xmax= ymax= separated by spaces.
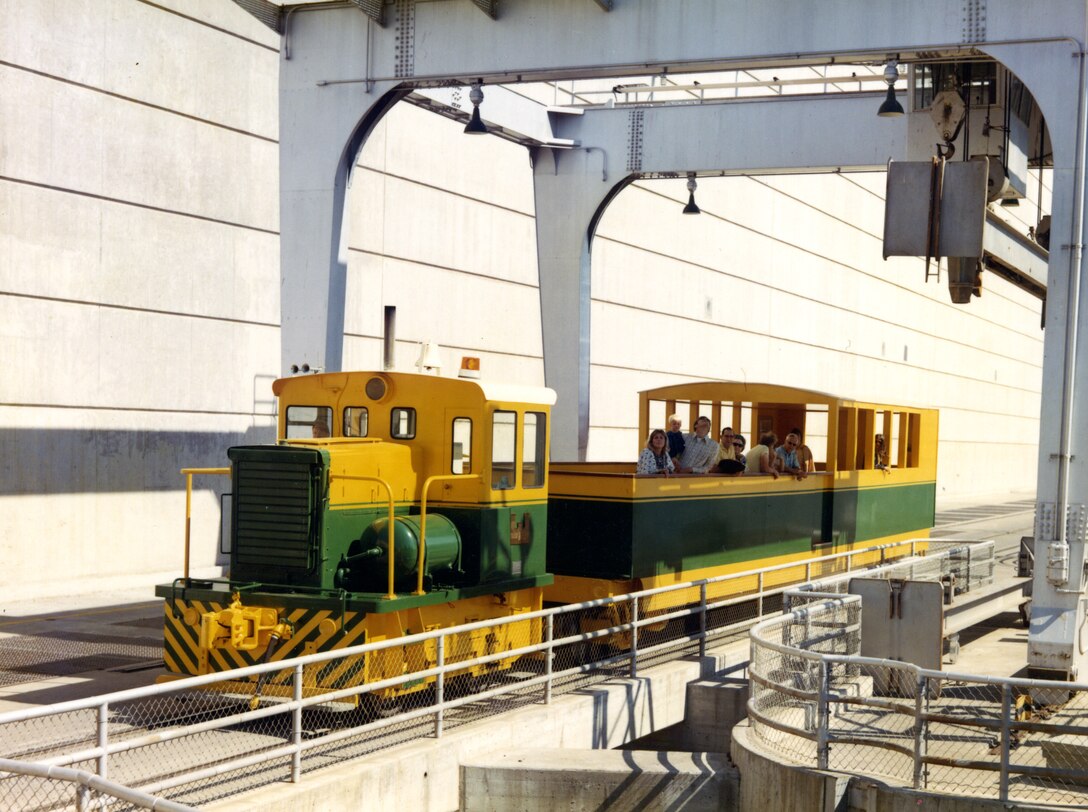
xmin=477 ymin=381 xmax=557 ymax=406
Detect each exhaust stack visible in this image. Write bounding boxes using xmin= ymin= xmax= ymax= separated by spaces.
xmin=383 ymin=306 xmax=396 ymax=371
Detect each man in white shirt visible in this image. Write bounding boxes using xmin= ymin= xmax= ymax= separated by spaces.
xmin=677 ymin=416 xmax=718 ymax=474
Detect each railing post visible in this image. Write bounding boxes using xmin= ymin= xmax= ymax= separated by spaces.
xmin=183 ymin=473 xmax=193 ymax=580
xmin=805 ymin=561 xmax=811 ymax=582
xmin=435 ymin=634 xmax=446 ymax=738
xmin=999 ymin=683 xmax=1011 ymax=801
xmin=544 ymin=614 xmax=554 ymax=705
xmin=756 ymin=572 xmax=764 ymax=619
xmin=913 ymin=673 xmax=926 ymax=789
xmin=816 ymin=659 xmax=830 ymax=770
xmin=629 ymin=596 xmax=639 ymax=679
xmin=292 ymin=663 xmax=303 ymax=782
xmin=699 ymin=583 xmax=707 ymax=658
xmin=96 ymin=701 xmax=109 ymax=782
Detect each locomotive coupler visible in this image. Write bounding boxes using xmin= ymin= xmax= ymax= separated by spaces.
xmin=200 ymin=593 xmax=294 ymax=652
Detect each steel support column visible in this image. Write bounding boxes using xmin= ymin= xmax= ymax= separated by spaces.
xmin=984 ymin=41 xmax=1088 ymax=680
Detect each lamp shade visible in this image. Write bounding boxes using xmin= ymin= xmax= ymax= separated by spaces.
xmin=878 ymin=85 xmax=905 ymax=117
xmin=464 ymin=105 xmax=488 ymax=134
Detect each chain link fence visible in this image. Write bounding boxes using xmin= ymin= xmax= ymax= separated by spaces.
xmin=749 ymin=546 xmax=1088 ymax=808
xmin=0 ymin=538 xmax=946 ymax=810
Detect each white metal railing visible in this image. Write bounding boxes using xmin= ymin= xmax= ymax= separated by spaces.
xmin=748 ymin=550 xmax=1088 ymax=808
xmin=0 ymin=758 xmax=199 ymax=812
xmin=0 ymin=537 xmax=951 ymax=809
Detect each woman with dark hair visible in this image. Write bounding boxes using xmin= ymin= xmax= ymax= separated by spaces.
xmin=732 ymin=434 xmax=747 ymax=466
xmin=637 ymin=428 xmax=675 ymax=475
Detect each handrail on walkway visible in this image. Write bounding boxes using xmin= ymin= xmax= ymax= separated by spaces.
xmin=746 ymin=545 xmax=1088 ymax=807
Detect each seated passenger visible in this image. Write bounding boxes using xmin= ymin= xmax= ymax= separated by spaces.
xmin=745 ymin=432 xmax=780 ymax=479
xmin=713 ymin=426 xmax=737 ymax=465
xmin=312 ymin=418 xmax=331 ymax=438
xmin=677 ymin=416 xmax=718 ymax=474
xmin=637 ymin=429 xmax=675 ymax=476
xmin=732 ymin=434 xmax=747 ymax=466
xmin=874 ymin=434 xmax=888 ymax=469
xmin=666 ymin=414 xmax=686 ymax=464
xmin=790 ymin=426 xmax=815 ymax=473
xmin=775 ymin=432 xmax=808 ymax=479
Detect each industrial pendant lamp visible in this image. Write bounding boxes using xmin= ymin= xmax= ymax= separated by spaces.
xmin=682 ymin=173 xmax=701 ymax=215
xmin=877 ymin=60 xmax=905 ymax=117
xmin=464 ymin=81 xmax=488 ymax=134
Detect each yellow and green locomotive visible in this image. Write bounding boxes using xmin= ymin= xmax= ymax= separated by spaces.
xmin=157 ymin=369 xmax=555 ymax=702
xmin=157 ymin=372 xmax=938 ymax=702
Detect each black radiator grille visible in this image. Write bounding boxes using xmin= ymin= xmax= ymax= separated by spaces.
xmin=232 ymin=454 xmax=317 ymax=572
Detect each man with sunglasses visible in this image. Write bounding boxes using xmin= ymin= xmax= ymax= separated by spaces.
xmin=774 ymin=432 xmax=808 ymax=479
xmin=713 ymin=426 xmax=737 ymax=465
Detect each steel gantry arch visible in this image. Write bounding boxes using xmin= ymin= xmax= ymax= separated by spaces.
xmin=532 ymin=92 xmax=911 ymax=461
xmin=263 ymin=0 xmax=1088 ymax=682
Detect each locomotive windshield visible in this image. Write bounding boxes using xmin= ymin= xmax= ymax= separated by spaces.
xmin=285 ymin=405 xmax=333 ymax=439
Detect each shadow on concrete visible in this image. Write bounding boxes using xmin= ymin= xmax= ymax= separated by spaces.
xmin=0 ymin=425 xmax=273 ymax=495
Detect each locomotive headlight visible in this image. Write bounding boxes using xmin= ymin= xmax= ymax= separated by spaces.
xmin=365 ymin=376 xmax=388 ymax=401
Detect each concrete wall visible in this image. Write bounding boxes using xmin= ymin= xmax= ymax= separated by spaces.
xmin=0 ymin=0 xmax=1044 ymax=603
xmin=0 ymin=0 xmax=280 ymax=602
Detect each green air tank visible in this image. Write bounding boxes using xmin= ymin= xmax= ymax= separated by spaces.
xmin=340 ymin=514 xmax=462 ymax=593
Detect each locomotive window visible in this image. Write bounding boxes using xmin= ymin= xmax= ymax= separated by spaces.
xmin=286 ymin=405 xmax=333 ymax=439
xmin=343 ymin=407 xmax=368 ymax=437
xmin=452 ymin=417 xmax=472 ymax=474
xmin=491 ymin=410 xmax=516 ymax=490
xmin=523 ymin=412 xmax=546 ymax=488
xmin=390 ymin=407 xmax=416 ymax=439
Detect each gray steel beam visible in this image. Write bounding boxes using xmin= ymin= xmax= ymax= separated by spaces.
xmin=408 ymin=86 xmax=578 ymax=147
xmin=284 ymin=1 xmax=1083 ymax=86
xmin=982 ymin=212 xmax=1048 ymax=299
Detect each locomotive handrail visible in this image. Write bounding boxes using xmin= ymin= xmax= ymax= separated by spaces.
xmin=417 ymin=473 xmax=483 ymax=595
xmin=326 ymin=473 xmax=398 ymax=599
xmin=179 ymin=467 xmax=230 ymax=580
